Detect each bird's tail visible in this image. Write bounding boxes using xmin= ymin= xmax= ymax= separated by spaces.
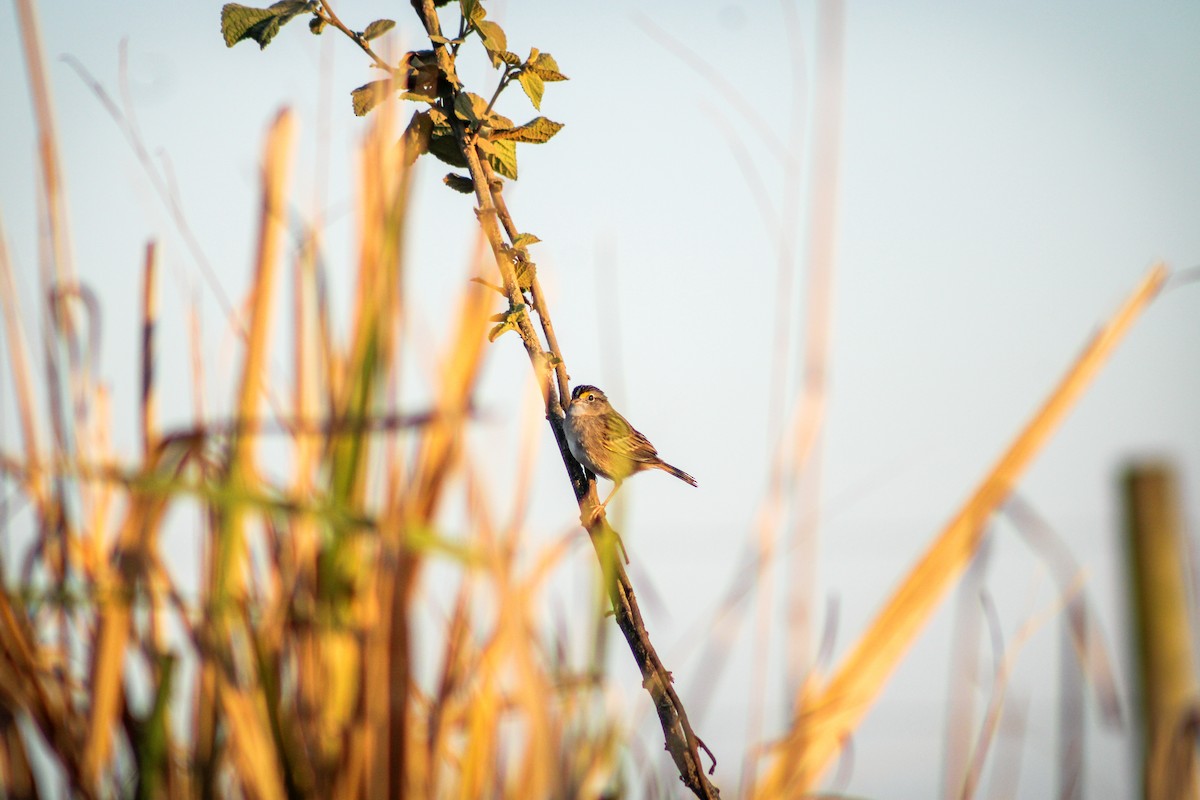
xmin=656 ymin=460 xmax=698 ymax=487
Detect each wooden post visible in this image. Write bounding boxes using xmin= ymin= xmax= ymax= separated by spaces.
xmin=1123 ymin=462 xmax=1199 ymax=800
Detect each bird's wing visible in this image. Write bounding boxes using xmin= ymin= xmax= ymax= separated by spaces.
xmin=605 ymin=412 xmax=660 ymax=464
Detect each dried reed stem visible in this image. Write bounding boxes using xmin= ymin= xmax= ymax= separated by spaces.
xmin=140 ymin=242 xmax=159 ymax=459
xmin=759 ymin=263 xmax=1168 ymax=795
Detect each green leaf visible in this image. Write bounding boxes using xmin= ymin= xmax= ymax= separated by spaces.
xmin=428 ymin=128 xmax=468 ymax=169
xmin=351 ymin=80 xmax=392 ymax=117
xmin=222 ymin=4 xmax=275 ymax=47
xmin=401 ymin=111 xmax=433 ymax=165
xmin=501 ymin=244 xmax=536 ymax=291
xmin=514 ymin=259 xmax=536 ymax=292
xmin=489 ymin=116 xmax=564 ymax=144
xmin=529 ymin=51 xmax=568 ymax=81
xmin=221 ymin=1 xmax=313 ymax=49
xmin=361 ymin=19 xmax=395 ymax=41
xmin=453 ymin=92 xmax=476 ymax=124
xmin=487 ymin=304 xmax=526 ymax=342
xmin=512 ymin=233 xmax=541 ymax=249
xmin=453 ymin=92 xmax=489 ymax=125
xmin=486 ymin=109 xmax=513 ymax=130
xmin=476 ymin=20 xmax=508 ymax=66
xmin=399 ymin=91 xmax=436 ymax=104
xmin=487 ymin=139 xmax=518 ymax=180
xmin=443 ymin=174 xmax=475 ymax=193
xmin=488 ymin=322 xmax=515 ymax=342
xmin=517 ymin=71 xmax=544 ymax=110
xmin=460 ymin=0 xmax=486 ymax=25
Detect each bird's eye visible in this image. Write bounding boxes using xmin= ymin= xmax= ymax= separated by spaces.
xmin=587 ymin=394 xmax=595 ymax=402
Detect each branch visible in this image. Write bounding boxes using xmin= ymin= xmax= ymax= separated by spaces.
xmin=481 ymin=70 xmax=513 ymax=121
xmin=475 ymin=156 xmax=571 ymax=414
xmin=411 ymin=1 xmax=720 ymax=795
xmin=314 ymin=0 xmax=392 ymax=72
xmin=588 ymin=521 xmax=720 ymax=793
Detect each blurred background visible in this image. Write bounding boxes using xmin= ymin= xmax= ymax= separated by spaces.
xmin=2 ymin=1 xmax=1198 ymax=796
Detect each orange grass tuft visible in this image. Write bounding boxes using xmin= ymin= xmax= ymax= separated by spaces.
xmin=0 ymin=65 xmax=624 ymax=799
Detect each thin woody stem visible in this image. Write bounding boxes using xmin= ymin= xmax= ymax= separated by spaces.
xmin=481 ymin=70 xmax=512 ymax=121
xmin=476 ymin=156 xmax=572 ymax=415
xmin=417 ymin=1 xmax=720 ymax=796
xmin=315 ymin=0 xmax=392 ymax=72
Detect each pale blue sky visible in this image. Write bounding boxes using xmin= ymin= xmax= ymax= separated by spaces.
xmin=2 ymin=2 xmax=1199 ymax=797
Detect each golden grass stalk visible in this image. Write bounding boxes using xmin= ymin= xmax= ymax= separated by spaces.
xmin=200 ymin=110 xmax=298 ymax=800
xmin=13 ymin=0 xmax=75 ymax=297
xmin=218 ymin=107 xmax=297 ymax=593
xmin=756 ymin=263 xmax=1168 ymax=796
xmin=0 ymin=221 xmax=43 ymax=482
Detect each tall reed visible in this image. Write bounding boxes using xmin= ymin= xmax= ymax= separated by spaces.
xmin=0 ymin=81 xmax=622 ymax=799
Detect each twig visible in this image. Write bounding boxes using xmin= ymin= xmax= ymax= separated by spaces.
xmin=311 ymin=0 xmax=719 ymax=792
xmin=313 ymin=1 xmax=392 ymax=72
xmin=476 ymin=156 xmax=572 ymax=414
xmin=403 ymin=1 xmax=720 ymax=794
xmin=586 ymin=517 xmax=719 ymax=790
xmin=480 ymin=70 xmax=513 ymax=121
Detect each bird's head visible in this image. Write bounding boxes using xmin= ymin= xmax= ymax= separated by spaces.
xmin=569 ymin=384 xmax=610 ymax=417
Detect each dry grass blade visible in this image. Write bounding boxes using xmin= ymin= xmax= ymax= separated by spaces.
xmin=408 ymin=230 xmax=492 ymax=519
xmin=0 ymin=708 xmax=36 ymax=797
xmin=214 ymin=107 xmax=296 ymax=593
xmin=14 ymin=0 xmax=75 ymax=297
xmin=207 ymin=109 xmax=297 ymax=799
xmin=83 ymin=493 xmax=163 ymax=784
xmin=140 ymin=241 xmax=159 ymax=458
xmin=231 ymin=108 xmax=296 ymax=470
xmin=1004 ymin=494 xmax=1123 ymax=726
xmin=0 ymin=218 xmax=55 ymax=583
xmin=959 ymin=588 xmax=1070 ymax=799
xmin=980 ymin=692 xmax=1030 ymax=799
xmin=784 ymin=0 xmax=843 ymax=693
xmin=378 ymin=231 xmax=491 ymax=796
xmin=327 ymin=103 xmax=406 ymax=509
xmin=942 ymin=538 xmax=991 ymax=798
xmin=0 ymin=219 xmax=44 ymax=478
xmin=756 ymin=263 xmax=1168 ymax=796
xmin=218 ymin=679 xmax=287 ymax=800
xmin=83 ymin=110 xmax=296 ymax=789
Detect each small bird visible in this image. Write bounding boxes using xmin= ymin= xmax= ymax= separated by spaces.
xmin=564 ymin=384 xmax=697 ymax=518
